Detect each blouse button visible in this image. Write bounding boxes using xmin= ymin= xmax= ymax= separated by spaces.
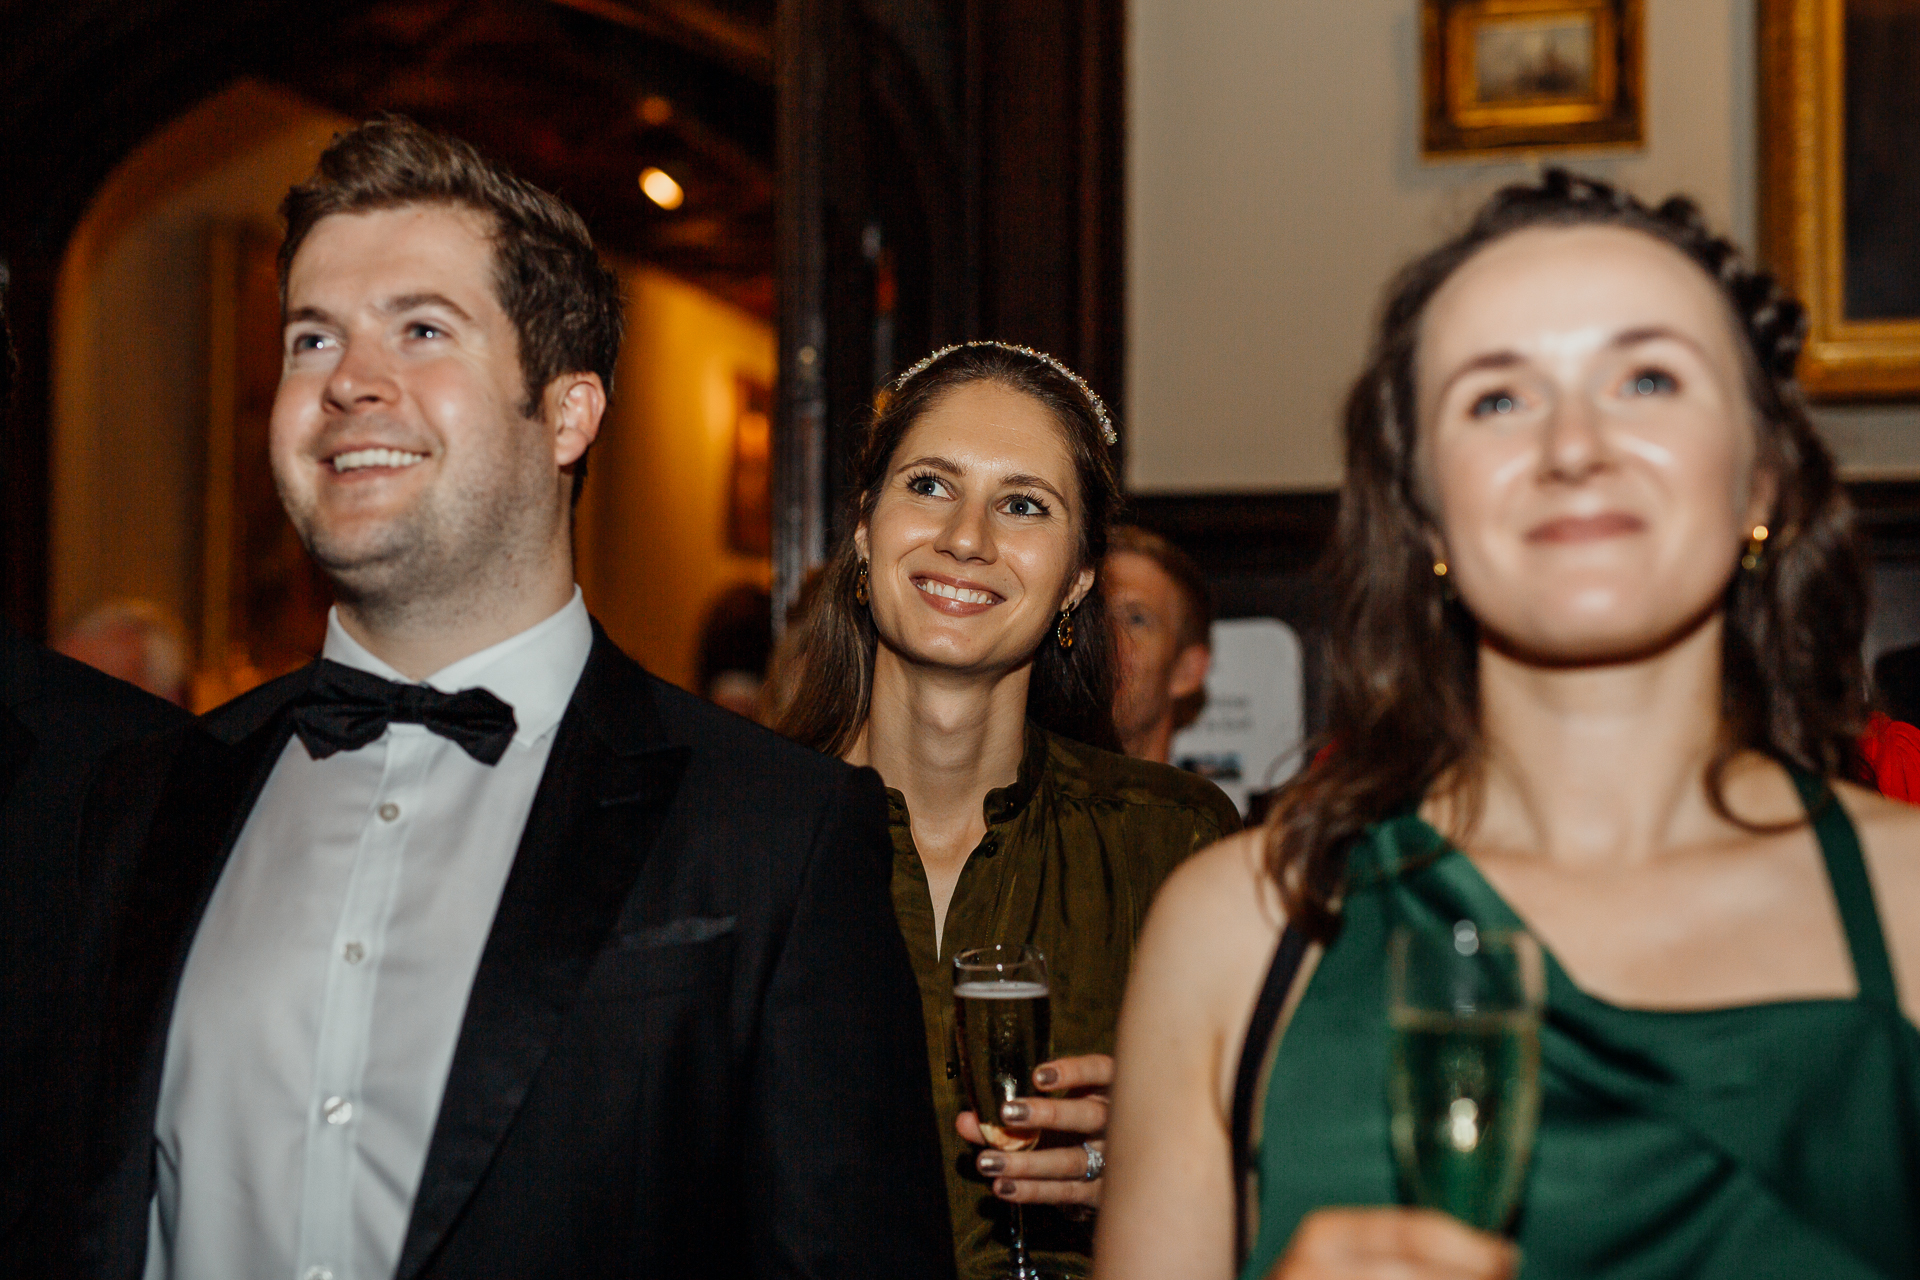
xmin=378 ymin=802 xmax=401 ymax=822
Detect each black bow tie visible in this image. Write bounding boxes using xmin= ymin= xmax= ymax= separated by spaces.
xmin=290 ymin=659 xmax=519 ymax=765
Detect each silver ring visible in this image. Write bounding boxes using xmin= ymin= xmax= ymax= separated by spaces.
xmin=1081 ymin=1141 xmax=1104 ymax=1181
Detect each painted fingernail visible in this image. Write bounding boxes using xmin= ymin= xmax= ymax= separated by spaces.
xmin=1001 ymin=1102 xmax=1030 ymax=1123
xmin=977 ymin=1154 xmax=1004 ymax=1173
xmin=994 ymin=1179 xmax=1016 ymax=1198
xmin=1034 ymin=1066 xmax=1059 ymax=1087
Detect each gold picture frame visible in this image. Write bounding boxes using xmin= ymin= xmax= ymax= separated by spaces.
xmin=1760 ymin=0 xmax=1920 ymax=400
xmin=1422 ymin=0 xmax=1644 ymax=155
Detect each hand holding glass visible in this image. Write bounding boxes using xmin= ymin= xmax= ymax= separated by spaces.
xmin=954 ymin=944 xmax=1051 ymax=1280
xmin=1389 ymin=921 xmax=1544 ymax=1233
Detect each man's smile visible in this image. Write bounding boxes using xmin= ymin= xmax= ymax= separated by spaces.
xmin=328 ymin=447 xmax=428 ymax=474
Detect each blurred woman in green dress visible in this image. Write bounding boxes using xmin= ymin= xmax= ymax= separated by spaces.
xmin=779 ymin=342 xmax=1238 ymax=1279
xmin=1096 ymin=172 xmax=1920 ymax=1279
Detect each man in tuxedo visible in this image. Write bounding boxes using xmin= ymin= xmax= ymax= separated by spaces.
xmin=0 ymin=265 xmax=191 ymax=1267
xmin=72 ymin=119 xmax=951 ymax=1279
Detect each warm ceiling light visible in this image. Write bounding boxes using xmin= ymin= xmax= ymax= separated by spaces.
xmin=640 ymin=167 xmax=684 ymax=210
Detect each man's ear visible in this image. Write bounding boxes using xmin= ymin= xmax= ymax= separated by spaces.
xmin=546 ymin=372 xmax=606 ymax=468
xmin=1170 ymin=643 xmax=1210 ymax=700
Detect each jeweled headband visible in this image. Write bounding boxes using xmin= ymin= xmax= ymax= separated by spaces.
xmin=889 ymin=341 xmax=1117 ymax=446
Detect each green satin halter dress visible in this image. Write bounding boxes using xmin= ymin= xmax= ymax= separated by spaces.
xmin=1239 ymin=776 xmax=1920 ymax=1279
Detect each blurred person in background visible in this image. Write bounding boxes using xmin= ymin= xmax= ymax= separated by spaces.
xmin=0 ymin=264 xmax=190 ymax=1269
xmin=694 ymin=582 xmax=772 ymax=717
xmin=756 ymin=566 xmax=825 ymax=728
xmin=1105 ymin=525 xmax=1211 ymax=764
xmin=54 ymin=598 xmax=193 ymax=707
xmin=1097 ymin=172 xmax=1920 ymax=1280
xmin=778 ymin=342 xmax=1238 ymax=1279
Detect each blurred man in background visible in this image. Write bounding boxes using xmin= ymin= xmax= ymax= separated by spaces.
xmin=1105 ymin=525 xmax=1211 ymax=764
xmin=54 ymin=598 xmax=193 ymax=706
xmin=694 ymin=582 xmax=772 ymax=717
xmin=0 ymin=263 xmax=189 ymax=1268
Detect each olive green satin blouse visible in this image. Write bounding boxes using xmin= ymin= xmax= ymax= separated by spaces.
xmin=889 ymin=722 xmax=1241 ymax=1280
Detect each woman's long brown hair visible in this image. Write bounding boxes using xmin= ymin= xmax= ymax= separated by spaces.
xmin=776 ymin=344 xmax=1124 ymax=757
xmin=1267 ymin=169 xmax=1871 ymax=942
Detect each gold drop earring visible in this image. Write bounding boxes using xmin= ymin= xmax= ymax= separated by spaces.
xmin=1055 ymin=607 xmax=1076 ymax=649
xmin=1741 ymin=525 xmax=1769 ymax=572
xmin=855 ymin=561 xmax=871 ymax=605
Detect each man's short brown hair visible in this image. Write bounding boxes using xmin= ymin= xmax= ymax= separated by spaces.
xmin=1108 ymin=525 xmax=1213 ymax=729
xmin=279 ymin=115 xmax=624 ymax=427
xmin=1109 ymin=525 xmax=1211 ymax=651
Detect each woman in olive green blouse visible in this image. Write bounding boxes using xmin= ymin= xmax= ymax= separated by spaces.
xmin=779 ymin=342 xmax=1239 ymax=1279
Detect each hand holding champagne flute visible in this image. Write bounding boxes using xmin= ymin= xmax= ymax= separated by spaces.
xmin=954 ymin=944 xmax=1054 ymax=1280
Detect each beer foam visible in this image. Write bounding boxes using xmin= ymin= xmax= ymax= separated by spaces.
xmin=954 ymin=981 xmax=1050 ymax=999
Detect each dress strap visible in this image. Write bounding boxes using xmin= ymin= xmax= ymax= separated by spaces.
xmin=1231 ymin=923 xmax=1307 ymax=1269
xmin=1790 ymin=771 xmax=1900 ymax=1008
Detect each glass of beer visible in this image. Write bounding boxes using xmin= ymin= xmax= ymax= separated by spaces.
xmin=1388 ymin=920 xmax=1544 ymax=1233
xmin=953 ymin=944 xmax=1051 ymax=1280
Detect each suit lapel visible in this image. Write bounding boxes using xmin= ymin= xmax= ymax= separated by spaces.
xmin=396 ymin=637 xmax=689 ymax=1280
xmin=82 ymin=670 xmax=311 ymax=1254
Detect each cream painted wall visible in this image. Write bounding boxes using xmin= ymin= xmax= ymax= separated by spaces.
xmin=577 ymin=266 xmax=774 ymax=691
xmin=53 ymin=80 xmax=350 ymax=638
xmin=1125 ymin=0 xmax=1920 ymax=492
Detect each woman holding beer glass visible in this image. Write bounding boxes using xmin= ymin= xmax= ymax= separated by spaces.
xmin=779 ymin=342 xmax=1238 ymax=1278
xmin=1096 ymin=171 xmax=1920 ymax=1280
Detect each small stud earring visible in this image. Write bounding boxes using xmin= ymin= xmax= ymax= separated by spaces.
xmin=1056 ymin=607 xmax=1076 ymax=649
xmin=1433 ymin=560 xmax=1449 ymax=578
xmin=855 ymin=561 xmax=871 ymax=605
xmin=1741 ymin=524 xmax=1769 ymax=572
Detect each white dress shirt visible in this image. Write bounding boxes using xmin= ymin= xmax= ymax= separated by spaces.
xmin=145 ymin=590 xmax=593 ymax=1280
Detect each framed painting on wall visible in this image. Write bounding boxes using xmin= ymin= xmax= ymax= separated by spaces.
xmin=1761 ymin=0 xmax=1920 ymax=399
xmin=1422 ymin=0 xmax=1644 ymax=155
xmin=729 ymin=376 xmax=773 ymax=557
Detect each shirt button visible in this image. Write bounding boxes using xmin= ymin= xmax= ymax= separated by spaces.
xmin=323 ymin=1096 xmax=354 ymax=1126
xmin=303 ymin=1268 xmax=334 ymax=1280
xmin=378 ymin=802 xmax=401 ymax=822
xmin=342 ymin=941 xmax=365 ymax=964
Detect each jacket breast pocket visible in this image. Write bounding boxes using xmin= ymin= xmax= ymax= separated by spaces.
xmin=587 ymin=918 xmax=737 ymax=1001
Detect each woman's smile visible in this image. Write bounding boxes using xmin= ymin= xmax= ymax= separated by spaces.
xmin=913 ymin=573 xmax=1002 ymax=613
xmin=1524 ymin=511 xmax=1645 ymax=544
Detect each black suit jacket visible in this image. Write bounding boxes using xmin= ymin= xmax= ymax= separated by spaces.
xmin=71 ymin=626 xmax=953 ymax=1279
xmin=0 ymin=627 xmax=188 ymax=1267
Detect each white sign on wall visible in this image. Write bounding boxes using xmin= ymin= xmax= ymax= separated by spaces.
xmin=1170 ymin=617 xmax=1305 ymax=818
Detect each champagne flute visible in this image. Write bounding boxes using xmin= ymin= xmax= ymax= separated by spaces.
xmin=1388 ymin=921 xmax=1544 ymax=1233
xmin=954 ymin=944 xmax=1052 ymax=1280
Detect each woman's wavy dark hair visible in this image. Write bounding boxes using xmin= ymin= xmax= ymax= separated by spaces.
xmin=777 ymin=344 xmax=1123 ymax=757
xmin=1267 ymin=169 xmax=1870 ymax=942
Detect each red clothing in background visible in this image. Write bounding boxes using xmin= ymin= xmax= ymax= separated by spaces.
xmin=1861 ymin=713 xmax=1920 ymax=804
